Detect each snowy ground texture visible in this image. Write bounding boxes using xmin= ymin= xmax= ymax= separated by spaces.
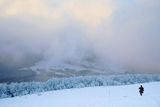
xmin=0 ymin=82 xmax=160 ymax=107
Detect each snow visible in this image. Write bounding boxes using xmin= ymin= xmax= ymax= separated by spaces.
xmin=0 ymin=82 xmax=160 ymax=107
xmin=28 ymin=56 xmax=125 ymax=75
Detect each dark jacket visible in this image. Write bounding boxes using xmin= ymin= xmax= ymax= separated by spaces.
xmin=139 ymin=86 xmax=144 ymax=93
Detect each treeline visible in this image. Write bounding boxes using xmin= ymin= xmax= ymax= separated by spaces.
xmin=0 ymin=74 xmax=160 ymax=98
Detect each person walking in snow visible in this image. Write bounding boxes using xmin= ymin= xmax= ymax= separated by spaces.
xmin=139 ymin=85 xmax=144 ymax=96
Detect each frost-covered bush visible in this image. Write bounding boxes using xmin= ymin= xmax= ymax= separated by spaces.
xmin=0 ymin=74 xmax=160 ymax=99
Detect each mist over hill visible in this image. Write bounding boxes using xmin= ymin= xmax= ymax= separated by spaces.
xmin=0 ymin=0 xmax=160 ymax=82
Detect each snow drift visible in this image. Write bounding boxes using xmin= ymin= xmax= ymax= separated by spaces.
xmin=1 ymin=74 xmax=160 ymax=99
xmin=0 ymin=82 xmax=160 ymax=107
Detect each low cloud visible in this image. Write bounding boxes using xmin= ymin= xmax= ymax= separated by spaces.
xmin=0 ymin=0 xmax=160 ymax=73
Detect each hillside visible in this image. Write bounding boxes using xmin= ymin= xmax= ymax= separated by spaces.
xmin=0 ymin=82 xmax=160 ymax=107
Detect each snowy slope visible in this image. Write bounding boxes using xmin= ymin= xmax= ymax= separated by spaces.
xmin=0 ymin=82 xmax=160 ymax=107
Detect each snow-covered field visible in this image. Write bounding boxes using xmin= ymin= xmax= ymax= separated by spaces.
xmin=0 ymin=82 xmax=160 ymax=107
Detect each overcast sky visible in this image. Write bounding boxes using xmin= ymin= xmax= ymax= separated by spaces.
xmin=0 ymin=0 xmax=160 ymax=73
